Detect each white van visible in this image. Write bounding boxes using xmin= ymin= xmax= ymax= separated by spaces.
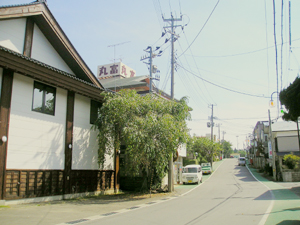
xmin=182 ymin=164 xmax=203 ymax=185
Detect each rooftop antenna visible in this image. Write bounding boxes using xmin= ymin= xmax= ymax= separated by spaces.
xmin=108 ymin=41 xmax=130 ymax=63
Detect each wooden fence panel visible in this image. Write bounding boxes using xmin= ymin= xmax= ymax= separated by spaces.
xmin=5 ymin=170 xmax=114 ymax=199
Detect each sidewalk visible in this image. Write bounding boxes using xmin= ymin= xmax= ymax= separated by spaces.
xmin=0 ymin=161 xmax=223 ymax=225
xmin=247 ymin=165 xmax=300 ymax=225
xmin=2 ymin=160 xmax=298 ymax=225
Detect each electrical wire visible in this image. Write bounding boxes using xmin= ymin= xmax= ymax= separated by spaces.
xmin=177 ymin=39 xmax=210 ymax=105
xmin=264 ymin=0 xmax=270 ymax=96
xmin=176 ymin=56 xmax=210 ymax=108
xmin=272 ymin=0 xmax=280 ymax=116
xmin=178 ymin=0 xmax=221 ymax=58
xmin=177 ymin=64 xmax=270 ymax=98
xmin=178 ymin=0 xmax=182 ymax=15
xmin=280 ymin=0 xmax=284 ymax=93
xmin=152 ymin=0 xmax=164 ymax=29
xmin=182 ymin=32 xmax=216 ymax=104
xmin=183 ymin=38 xmax=300 ymax=58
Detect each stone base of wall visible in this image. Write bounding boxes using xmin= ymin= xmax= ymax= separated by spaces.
xmin=282 ymin=171 xmax=300 ymax=182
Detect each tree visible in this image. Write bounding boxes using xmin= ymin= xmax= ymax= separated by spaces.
xmin=93 ymin=89 xmax=191 ymax=189
xmin=222 ymin=141 xmax=233 ymax=158
xmin=280 ymin=77 xmax=300 ymax=122
xmin=280 ymin=77 xmax=300 ymax=154
xmin=190 ymin=136 xmax=222 ymax=167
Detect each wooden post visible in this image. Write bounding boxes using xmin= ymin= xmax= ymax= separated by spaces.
xmin=64 ymin=91 xmax=74 ymax=195
xmin=0 ymin=69 xmax=14 ymax=199
xmin=114 ymin=148 xmax=120 ymax=193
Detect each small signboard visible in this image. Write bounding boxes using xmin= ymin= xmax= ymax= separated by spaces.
xmin=177 ymin=143 xmax=187 ymax=157
xmin=268 ymin=140 xmax=272 ymax=159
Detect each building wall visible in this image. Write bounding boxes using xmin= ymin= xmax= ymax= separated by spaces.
xmin=0 ymin=18 xmax=26 ymax=53
xmin=73 ymin=94 xmax=114 ymax=170
xmin=31 ymin=24 xmax=74 ymax=75
xmin=6 ymin=73 xmax=67 ymax=170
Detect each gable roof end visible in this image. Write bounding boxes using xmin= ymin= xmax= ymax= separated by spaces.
xmin=0 ymin=1 xmax=104 ymax=89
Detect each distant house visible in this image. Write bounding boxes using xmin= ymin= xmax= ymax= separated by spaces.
xmin=272 ymin=120 xmax=300 ymax=156
xmin=0 ymin=1 xmax=116 ymax=202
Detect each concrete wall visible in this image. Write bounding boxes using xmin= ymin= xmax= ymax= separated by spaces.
xmin=282 ymin=171 xmax=300 ymax=182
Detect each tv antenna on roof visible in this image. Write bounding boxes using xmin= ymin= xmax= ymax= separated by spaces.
xmin=108 ymin=41 xmax=131 ymax=63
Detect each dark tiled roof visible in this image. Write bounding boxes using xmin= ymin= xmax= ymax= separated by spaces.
xmin=0 ymin=1 xmax=40 ymax=8
xmin=0 ymin=45 xmax=107 ymax=91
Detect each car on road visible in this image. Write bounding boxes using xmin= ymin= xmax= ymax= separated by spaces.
xmin=238 ymin=157 xmax=246 ymax=166
xmin=182 ymin=164 xmax=203 ymax=185
xmin=201 ymin=163 xmax=212 ymax=174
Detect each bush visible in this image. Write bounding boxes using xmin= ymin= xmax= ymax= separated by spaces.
xmin=283 ymin=153 xmax=300 ymax=170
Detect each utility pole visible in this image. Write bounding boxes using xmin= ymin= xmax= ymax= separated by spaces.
xmin=268 ymin=109 xmax=277 ymax=181
xmin=209 ymin=104 xmax=216 ymax=141
xmin=222 ymin=131 xmax=226 ymax=141
xmin=141 ymin=47 xmax=153 ymax=93
xmin=141 ymin=47 xmax=161 ymax=93
xmin=217 ymin=123 xmax=222 ymax=143
xmin=163 ymin=14 xmax=182 ymax=192
xmin=209 ymin=104 xmax=216 ymax=170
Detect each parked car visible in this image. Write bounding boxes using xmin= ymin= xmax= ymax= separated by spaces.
xmin=182 ymin=164 xmax=203 ymax=185
xmin=238 ymin=157 xmax=246 ymax=166
xmin=201 ymin=163 xmax=212 ymax=174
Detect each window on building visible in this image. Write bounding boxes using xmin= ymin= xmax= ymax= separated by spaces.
xmin=32 ymin=81 xmax=56 ymax=115
xmin=90 ymin=100 xmax=102 ymax=124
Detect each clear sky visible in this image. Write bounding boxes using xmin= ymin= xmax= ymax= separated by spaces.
xmin=2 ymin=0 xmax=300 ymax=149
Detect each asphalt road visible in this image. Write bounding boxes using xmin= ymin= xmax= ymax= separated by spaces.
xmin=83 ymin=159 xmax=272 ymax=225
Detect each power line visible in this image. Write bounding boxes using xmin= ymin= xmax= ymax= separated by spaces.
xmin=182 ymin=32 xmax=216 ymax=104
xmin=272 ymin=0 xmax=279 ymax=117
xmin=177 ymin=64 xmax=270 ymax=98
xmin=177 ymin=39 xmax=210 ymax=105
xmin=280 ymin=0 xmax=284 ymax=93
xmin=264 ymin=0 xmax=270 ymax=96
xmin=183 ymin=37 xmax=300 ymax=58
xmin=178 ymin=0 xmax=220 ymax=58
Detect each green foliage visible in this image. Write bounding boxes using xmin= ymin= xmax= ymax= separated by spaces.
xmin=283 ymin=153 xmax=300 ymax=170
xmin=183 ymin=158 xmax=198 ymax=166
xmin=93 ymin=89 xmax=191 ymax=183
xmin=236 ymin=150 xmax=246 ymax=157
xmin=254 ymin=140 xmax=265 ymax=157
xmin=222 ymin=141 xmax=233 ymax=158
xmin=189 ymin=136 xmax=222 ymax=165
xmin=280 ymin=77 xmax=300 ymax=122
